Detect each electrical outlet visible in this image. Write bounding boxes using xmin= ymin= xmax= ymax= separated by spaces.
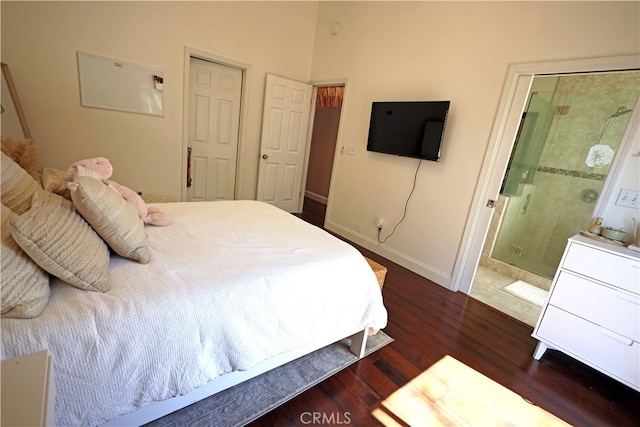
xmin=615 ymin=188 xmax=639 ymax=208
xmin=345 ymin=145 xmax=356 ymax=156
xmin=376 ymin=218 xmax=384 ymax=230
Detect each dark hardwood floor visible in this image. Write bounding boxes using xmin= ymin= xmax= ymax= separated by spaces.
xmin=251 ymin=198 xmax=640 ymax=426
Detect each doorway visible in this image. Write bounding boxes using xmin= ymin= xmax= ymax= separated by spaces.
xmin=469 ymin=70 xmax=639 ymax=327
xmin=300 ymin=85 xmax=344 ymax=224
xmin=305 ymin=86 xmax=344 ymax=204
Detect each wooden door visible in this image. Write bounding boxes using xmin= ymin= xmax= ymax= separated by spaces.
xmin=187 ymin=58 xmax=242 ymax=201
xmin=256 ymin=74 xmax=312 ymax=212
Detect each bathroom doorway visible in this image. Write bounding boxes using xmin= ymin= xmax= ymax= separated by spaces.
xmin=470 ymin=70 xmax=640 ymax=327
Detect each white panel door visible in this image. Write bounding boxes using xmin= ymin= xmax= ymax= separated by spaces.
xmin=257 ymin=74 xmax=312 ymax=212
xmin=187 ymin=58 xmax=242 ymax=202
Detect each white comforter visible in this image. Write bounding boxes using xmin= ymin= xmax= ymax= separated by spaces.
xmin=1 ymin=200 xmax=387 ymax=426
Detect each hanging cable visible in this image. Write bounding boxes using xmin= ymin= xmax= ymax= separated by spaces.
xmin=378 ymin=159 xmax=422 ymax=244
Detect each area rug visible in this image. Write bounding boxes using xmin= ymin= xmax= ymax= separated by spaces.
xmin=145 ymin=331 xmax=393 ymax=427
xmin=503 ymin=280 xmax=548 ymax=307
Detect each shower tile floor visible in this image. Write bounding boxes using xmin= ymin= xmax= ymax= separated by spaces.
xmin=470 ymin=266 xmax=545 ymax=328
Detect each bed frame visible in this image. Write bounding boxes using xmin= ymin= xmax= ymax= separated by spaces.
xmin=102 ymin=329 xmax=368 ymax=426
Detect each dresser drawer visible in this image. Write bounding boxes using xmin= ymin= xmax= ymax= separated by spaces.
xmin=537 ymin=306 xmax=639 ymax=389
xmin=562 ymin=242 xmax=640 ymax=294
xmin=549 ymin=271 xmax=640 ymax=341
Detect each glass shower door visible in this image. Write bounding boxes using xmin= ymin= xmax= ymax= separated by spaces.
xmin=490 ymin=71 xmax=639 ymax=279
xmin=492 ymin=93 xmax=558 ymax=278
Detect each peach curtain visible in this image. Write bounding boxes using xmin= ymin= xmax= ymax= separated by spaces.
xmin=316 ymin=86 xmax=344 ymax=108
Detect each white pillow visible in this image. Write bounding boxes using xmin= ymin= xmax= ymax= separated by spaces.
xmin=1 ymin=204 xmax=50 ymax=318
xmin=9 ymin=191 xmax=111 ymax=292
xmin=69 ymin=175 xmax=151 ymax=263
xmin=1 ymin=152 xmax=41 ymax=214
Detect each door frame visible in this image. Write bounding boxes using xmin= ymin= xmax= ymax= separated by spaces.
xmin=181 ymin=47 xmax=252 ymax=202
xmin=298 ymin=78 xmax=348 ymax=216
xmin=451 ymin=54 xmax=640 ymax=294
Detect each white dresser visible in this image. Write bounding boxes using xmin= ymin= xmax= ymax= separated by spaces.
xmin=532 ymin=234 xmax=640 ymax=391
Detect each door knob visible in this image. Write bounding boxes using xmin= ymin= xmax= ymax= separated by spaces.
xmin=262 ymin=154 xmax=269 ymax=159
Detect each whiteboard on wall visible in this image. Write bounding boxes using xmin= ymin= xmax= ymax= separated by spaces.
xmin=77 ymin=51 xmax=163 ymax=116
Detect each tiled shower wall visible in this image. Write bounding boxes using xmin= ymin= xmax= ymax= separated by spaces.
xmin=481 ymin=71 xmax=640 ymax=290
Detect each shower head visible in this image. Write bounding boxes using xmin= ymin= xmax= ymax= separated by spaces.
xmin=596 ymin=106 xmax=634 ymax=143
xmin=612 ymin=106 xmax=632 ymax=117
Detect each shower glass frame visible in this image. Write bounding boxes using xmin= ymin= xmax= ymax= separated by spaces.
xmin=489 ymin=71 xmax=639 ymax=279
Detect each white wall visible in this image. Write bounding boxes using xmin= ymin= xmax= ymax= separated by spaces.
xmin=2 ymin=1 xmax=638 ymax=289
xmin=1 ymin=1 xmax=318 ymax=199
xmin=602 ymin=118 xmax=640 ymax=243
xmin=311 ymin=2 xmax=640 ymax=286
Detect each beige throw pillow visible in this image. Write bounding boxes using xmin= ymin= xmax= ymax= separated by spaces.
xmin=9 ymin=191 xmax=111 ymax=292
xmin=1 ymin=204 xmax=50 ymax=318
xmin=1 ymin=152 xmax=42 ymax=214
xmin=69 ymin=175 xmax=150 ymax=263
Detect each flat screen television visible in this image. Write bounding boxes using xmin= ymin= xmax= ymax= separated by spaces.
xmin=366 ymin=101 xmax=450 ymax=161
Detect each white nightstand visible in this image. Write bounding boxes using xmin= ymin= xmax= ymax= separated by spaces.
xmin=1 ymin=350 xmax=55 ymax=426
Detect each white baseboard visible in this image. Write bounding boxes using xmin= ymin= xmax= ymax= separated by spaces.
xmin=325 ymin=219 xmax=452 ymax=290
xmin=304 ymin=191 xmax=328 ymax=205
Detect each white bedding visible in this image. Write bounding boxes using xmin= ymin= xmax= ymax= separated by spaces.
xmin=1 ymin=200 xmax=387 ymax=426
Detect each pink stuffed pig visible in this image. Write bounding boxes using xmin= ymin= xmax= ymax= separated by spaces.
xmin=67 ymin=157 xmax=170 ymax=227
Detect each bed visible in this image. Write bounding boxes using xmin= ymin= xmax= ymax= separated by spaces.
xmin=0 ymin=153 xmax=388 ymax=426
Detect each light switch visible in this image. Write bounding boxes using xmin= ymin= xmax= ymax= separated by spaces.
xmin=615 ymin=188 xmax=639 ymax=208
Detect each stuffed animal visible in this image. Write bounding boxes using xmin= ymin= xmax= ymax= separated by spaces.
xmin=1 ymin=136 xmax=43 ymax=181
xmin=67 ymin=157 xmax=170 ymax=227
